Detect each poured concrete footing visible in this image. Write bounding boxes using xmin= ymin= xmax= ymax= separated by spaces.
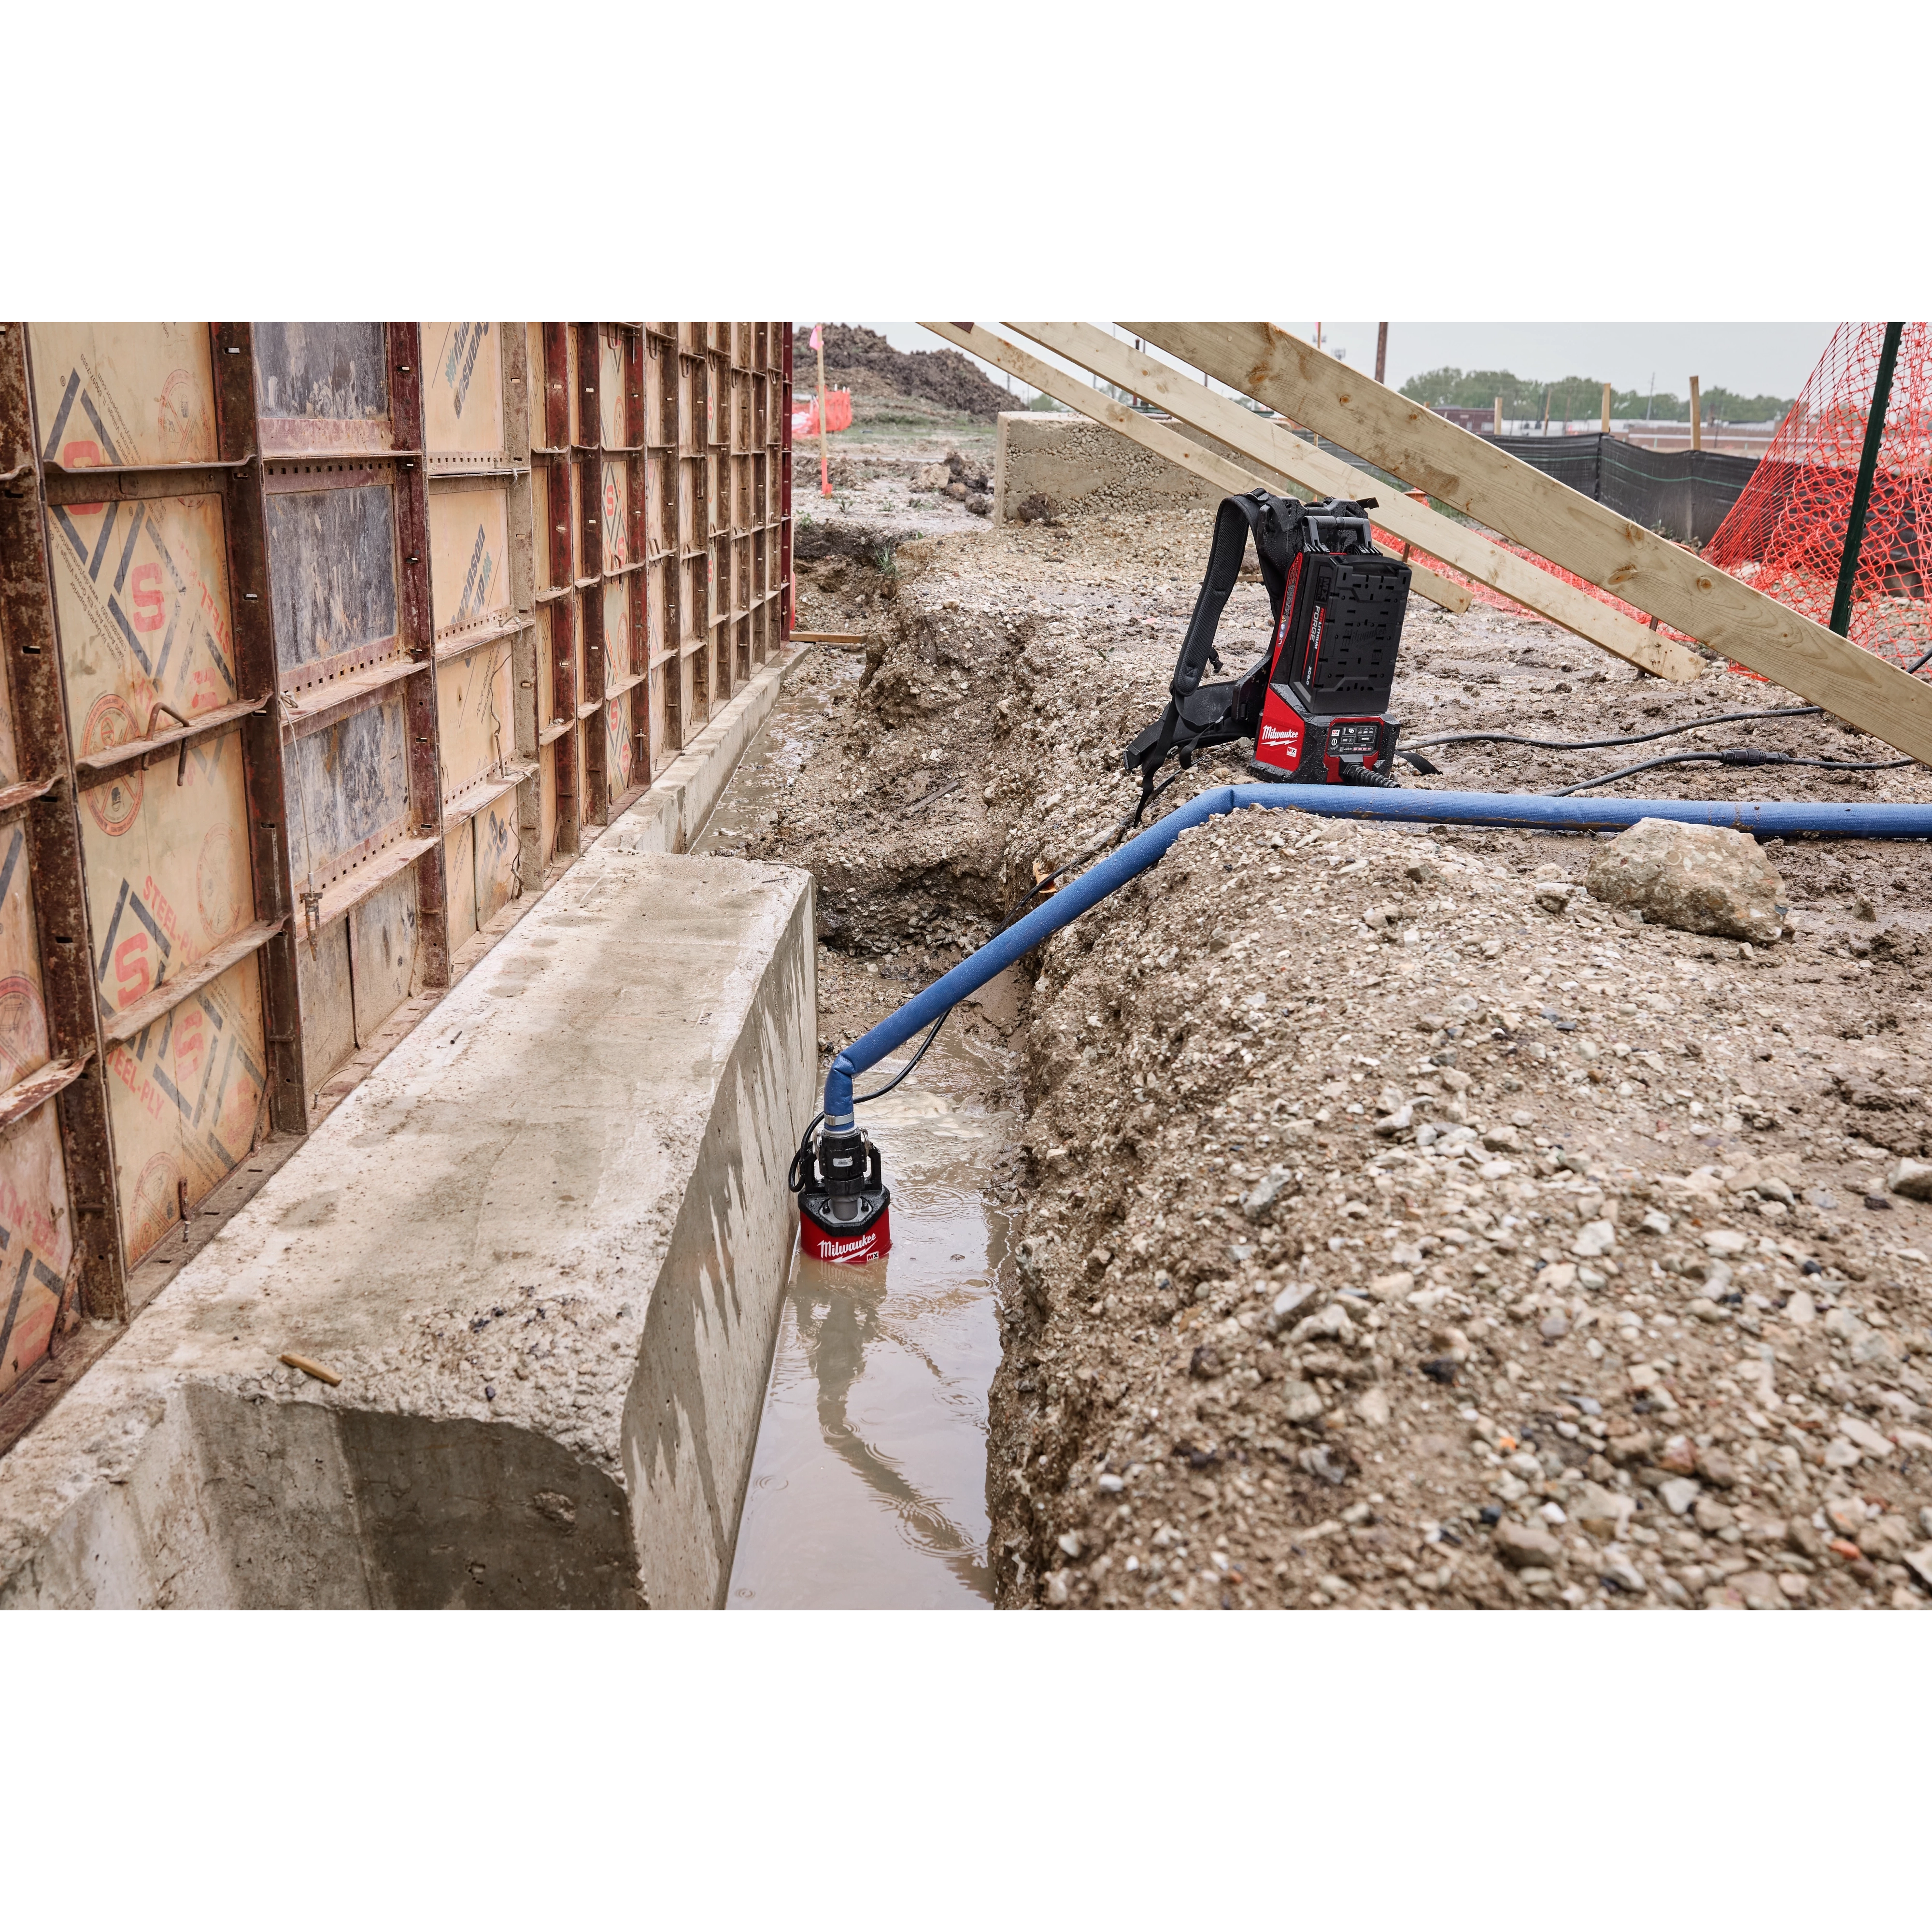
xmin=0 ymin=833 xmax=816 ymax=1608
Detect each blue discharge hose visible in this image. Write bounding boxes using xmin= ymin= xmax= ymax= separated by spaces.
xmin=820 ymin=782 xmax=1932 ymax=1125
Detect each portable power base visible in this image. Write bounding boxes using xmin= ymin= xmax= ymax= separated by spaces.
xmin=1250 ymin=539 xmax=1411 ymax=783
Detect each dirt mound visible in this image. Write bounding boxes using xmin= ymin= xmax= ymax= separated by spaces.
xmin=796 ymin=325 xmax=1014 ymax=421
xmin=990 ymin=805 xmax=1932 ymax=1612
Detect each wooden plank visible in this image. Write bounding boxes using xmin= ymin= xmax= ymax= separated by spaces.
xmin=1126 ymin=322 xmax=1932 ymax=755
xmin=1001 ymin=322 xmax=1699 ymax=682
xmin=917 ymin=324 xmax=1470 ymax=618
xmin=101 ymin=918 xmax=284 ymax=1046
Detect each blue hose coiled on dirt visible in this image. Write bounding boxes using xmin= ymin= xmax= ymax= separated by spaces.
xmin=820 ymin=783 xmax=1932 ymax=1124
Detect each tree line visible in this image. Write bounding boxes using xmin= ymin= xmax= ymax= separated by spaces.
xmin=1398 ymin=367 xmax=1792 ymax=424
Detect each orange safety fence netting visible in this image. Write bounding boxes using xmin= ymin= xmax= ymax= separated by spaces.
xmin=1705 ymin=322 xmax=1932 ymax=673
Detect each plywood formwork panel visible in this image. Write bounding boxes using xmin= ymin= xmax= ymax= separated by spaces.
xmin=443 ymin=821 xmax=478 ymax=950
xmin=601 ymin=578 xmax=631 ymax=681
xmin=424 ymin=322 xmax=504 ymax=470
xmin=28 ymin=324 xmax=217 ymax=470
xmin=105 ymin=953 xmax=267 ymax=1264
xmin=81 ymin=728 xmax=256 ymax=1031
xmin=0 ymin=822 xmax=53 ymax=1096
xmin=427 ymin=487 xmax=511 ymax=639
xmin=265 ymin=482 xmax=400 ymax=691
xmin=599 ymin=328 xmax=625 ymax=449
xmin=348 ymin=869 xmax=419 ymax=1041
xmin=286 ymin=696 xmax=412 ymax=891
xmin=602 ymin=690 xmax=635 ymax=800
xmin=253 ymin=323 xmax=392 ymax=455
xmin=435 ymin=644 xmax=513 ymax=806
xmin=0 ymin=1106 xmax=77 ymax=1401
xmin=295 ymin=917 xmax=356 ymax=1093
xmin=474 ymin=789 xmax=519 ymax=924
xmin=47 ymin=492 xmax=240 ymax=741
xmin=600 ymin=458 xmax=628 ymax=570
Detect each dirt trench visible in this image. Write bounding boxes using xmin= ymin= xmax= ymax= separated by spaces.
xmin=754 ymin=513 xmax=1932 ymax=1614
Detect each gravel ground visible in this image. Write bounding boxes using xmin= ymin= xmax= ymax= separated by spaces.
xmin=756 ymin=481 xmax=1932 ymax=1611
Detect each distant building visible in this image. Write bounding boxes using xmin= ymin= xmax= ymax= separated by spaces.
xmin=1431 ymin=405 xmax=1495 ymax=432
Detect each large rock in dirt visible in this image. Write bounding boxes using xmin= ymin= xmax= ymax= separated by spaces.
xmin=1583 ymin=818 xmax=1787 ymax=942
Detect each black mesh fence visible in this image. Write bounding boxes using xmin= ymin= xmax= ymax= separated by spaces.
xmin=1485 ymin=433 xmax=1759 ymax=546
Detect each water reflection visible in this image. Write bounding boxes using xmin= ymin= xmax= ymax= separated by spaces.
xmin=706 ymin=658 xmax=1010 ymax=1609
xmin=728 ymin=1071 xmax=1009 ymax=1611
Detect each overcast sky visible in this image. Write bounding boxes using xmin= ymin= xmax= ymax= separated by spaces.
xmin=858 ymin=322 xmax=1839 ymax=403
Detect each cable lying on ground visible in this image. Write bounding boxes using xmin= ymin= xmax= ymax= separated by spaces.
xmin=1548 ymin=747 xmax=1916 ymax=796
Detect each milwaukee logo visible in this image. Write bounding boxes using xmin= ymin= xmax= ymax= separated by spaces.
xmin=818 ymin=1234 xmax=879 ymax=1259
xmin=1259 ymin=724 xmax=1299 ymax=747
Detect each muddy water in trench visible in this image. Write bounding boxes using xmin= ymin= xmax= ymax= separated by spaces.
xmin=699 ymin=663 xmax=1010 ymax=1609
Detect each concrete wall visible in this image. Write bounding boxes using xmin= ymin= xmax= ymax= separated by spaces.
xmin=0 ymin=827 xmax=817 ymax=1608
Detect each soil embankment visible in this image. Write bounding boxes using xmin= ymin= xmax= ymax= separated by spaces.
xmin=760 ymin=495 xmax=1932 ymax=1611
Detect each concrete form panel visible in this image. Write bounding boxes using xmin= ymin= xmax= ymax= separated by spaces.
xmin=435 ymin=645 xmax=512 ymax=803
xmin=296 ymin=917 xmax=357 ymax=1092
xmin=254 ymin=325 xmax=391 ymax=454
xmin=428 ymin=488 xmax=511 ymax=639
xmin=443 ymin=820 xmax=478 ymax=949
xmin=603 ymin=690 xmax=634 ymax=799
xmin=0 ymin=321 xmax=786 ymax=1425
xmin=424 ymin=324 xmax=504 ymax=468
xmin=349 ymin=868 xmax=418 ymax=1042
xmin=0 ymin=1106 xmax=77 ymax=1401
xmin=48 ymin=492 xmax=239 ymax=738
xmin=0 ymin=822 xmax=52 ymax=1090
xmin=105 ymin=953 xmax=267 ymax=1264
xmin=81 ymin=727 xmax=255 ymax=1030
xmin=286 ymin=696 xmax=411 ymax=889
xmin=28 ymin=325 xmax=217 ymax=470
xmin=474 ymin=790 xmax=518 ymax=924
xmin=266 ymin=484 xmax=399 ymax=687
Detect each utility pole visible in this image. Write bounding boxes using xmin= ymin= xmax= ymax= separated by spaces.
xmin=1690 ymin=375 xmax=1702 ymax=452
xmin=1830 ymin=322 xmax=1904 ymax=638
xmin=811 ymin=324 xmax=836 ymax=496
xmin=1375 ymin=323 xmax=1388 ymax=385
xmin=1601 ymin=381 xmax=1612 ymax=433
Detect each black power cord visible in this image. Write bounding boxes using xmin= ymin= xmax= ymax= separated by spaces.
xmin=1548 ymin=746 xmax=1914 ymax=796
xmin=789 ymin=1008 xmax=952 ymax=1194
xmin=1406 ymin=704 xmax=1823 ymax=755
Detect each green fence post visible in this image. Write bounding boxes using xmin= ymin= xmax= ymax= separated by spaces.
xmin=1829 ymin=321 xmax=1904 ymax=638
